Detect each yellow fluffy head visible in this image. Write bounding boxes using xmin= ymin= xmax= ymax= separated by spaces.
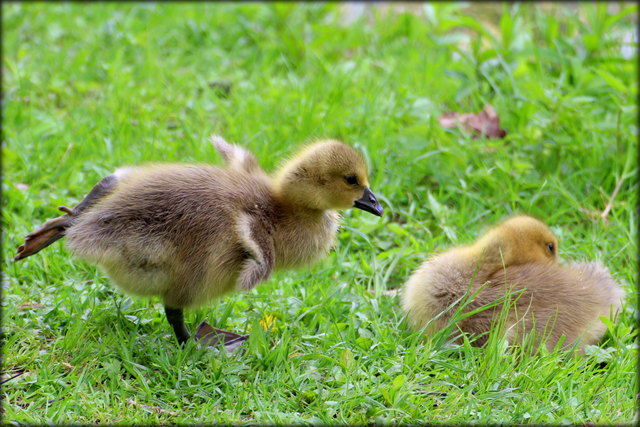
xmin=274 ymin=140 xmax=377 ymax=212
xmin=474 ymin=215 xmax=558 ymax=266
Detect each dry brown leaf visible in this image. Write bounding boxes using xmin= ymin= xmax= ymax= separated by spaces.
xmin=367 ymin=288 xmax=399 ymax=297
xmin=439 ymin=105 xmax=507 ymax=139
xmin=579 ymin=208 xmax=601 ymax=221
xmin=601 ymin=174 xmax=626 ymax=225
xmin=17 ymin=302 xmax=46 ymax=310
xmin=126 ymin=399 xmax=177 ymax=416
xmin=208 ymin=80 xmax=232 ymax=97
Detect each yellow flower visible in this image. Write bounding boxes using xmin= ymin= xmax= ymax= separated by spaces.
xmin=259 ymin=313 xmax=277 ymax=331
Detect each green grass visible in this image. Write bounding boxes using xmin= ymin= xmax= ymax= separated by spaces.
xmin=2 ymin=2 xmax=637 ymax=424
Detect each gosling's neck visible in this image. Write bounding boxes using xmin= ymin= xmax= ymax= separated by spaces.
xmin=272 ymin=191 xmax=325 ymax=218
xmin=272 ymin=170 xmax=327 ymax=214
xmin=270 ymin=189 xmax=340 ymax=270
xmin=453 ymin=237 xmax=515 ymax=281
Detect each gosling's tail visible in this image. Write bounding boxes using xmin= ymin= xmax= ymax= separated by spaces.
xmin=210 ymin=135 xmax=259 ymax=173
xmin=14 ymin=174 xmax=118 ymax=262
xmin=14 ymin=207 xmax=74 ymax=261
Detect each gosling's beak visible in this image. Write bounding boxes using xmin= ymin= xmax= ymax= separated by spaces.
xmin=354 ymin=187 xmax=384 ymax=217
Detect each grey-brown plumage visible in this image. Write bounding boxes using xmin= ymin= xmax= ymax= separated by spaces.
xmin=15 ymin=136 xmax=384 ymax=345
xmin=402 ymin=215 xmax=624 ymax=353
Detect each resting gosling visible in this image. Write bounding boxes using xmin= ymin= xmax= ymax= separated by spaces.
xmin=14 ymin=136 xmax=384 ymax=345
xmin=402 ymin=215 xmax=624 ymax=352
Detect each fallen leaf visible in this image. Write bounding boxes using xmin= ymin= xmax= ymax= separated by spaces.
xmin=439 ymin=105 xmax=507 ymax=139
xmin=17 ymin=302 xmax=46 ymax=310
xmin=438 ymin=112 xmax=461 ymax=129
xmin=208 ymin=80 xmax=232 ymax=97
xmin=579 ymin=207 xmax=602 ymax=221
xmin=600 ymin=174 xmax=627 ymax=225
xmin=126 ymin=399 xmax=178 ymax=416
xmin=368 ymin=288 xmax=399 ymax=297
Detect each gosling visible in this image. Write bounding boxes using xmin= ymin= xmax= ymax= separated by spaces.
xmin=14 ymin=136 xmax=384 ymax=345
xmin=402 ymin=215 xmax=624 ymax=353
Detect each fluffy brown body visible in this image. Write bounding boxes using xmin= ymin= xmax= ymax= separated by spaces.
xmin=66 ymin=164 xmax=339 ymax=308
xmin=402 ymin=216 xmax=624 ymax=352
xmin=15 ymin=136 xmax=383 ymax=344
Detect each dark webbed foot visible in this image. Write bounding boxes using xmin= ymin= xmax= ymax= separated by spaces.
xmin=14 ymin=174 xmax=118 ymax=262
xmin=164 ymin=306 xmax=248 ymax=352
xmin=194 ymin=321 xmax=249 ymax=353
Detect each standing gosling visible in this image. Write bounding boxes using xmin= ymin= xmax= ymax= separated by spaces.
xmin=402 ymin=215 xmax=624 ymax=353
xmin=14 ymin=136 xmax=384 ymax=345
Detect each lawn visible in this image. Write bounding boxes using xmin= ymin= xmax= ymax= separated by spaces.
xmin=2 ymin=2 xmax=637 ymax=424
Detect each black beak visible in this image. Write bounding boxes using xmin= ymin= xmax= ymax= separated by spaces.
xmin=354 ymin=187 xmax=384 ymax=217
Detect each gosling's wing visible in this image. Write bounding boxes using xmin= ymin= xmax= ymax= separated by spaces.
xmin=486 ymin=262 xmax=622 ymax=350
xmin=567 ymin=261 xmax=625 ymax=310
xmin=210 ymin=135 xmax=260 ymax=174
xmin=234 ymin=211 xmax=275 ymax=291
xmin=65 ymin=165 xmax=235 ymax=264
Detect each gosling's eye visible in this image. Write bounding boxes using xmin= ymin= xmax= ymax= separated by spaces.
xmin=345 ymin=175 xmax=359 ymax=186
xmin=547 ymin=243 xmax=555 ymax=254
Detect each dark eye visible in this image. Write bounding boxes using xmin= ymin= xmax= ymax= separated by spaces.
xmin=547 ymin=243 xmax=555 ymax=253
xmin=345 ymin=175 xmax=359 ymax=186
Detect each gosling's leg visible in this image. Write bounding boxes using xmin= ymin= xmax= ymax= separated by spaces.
xmin=14 ymin=174 xmax=117 ymax=261
xmin=164 ymin=306 xmax=191 ymax=345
